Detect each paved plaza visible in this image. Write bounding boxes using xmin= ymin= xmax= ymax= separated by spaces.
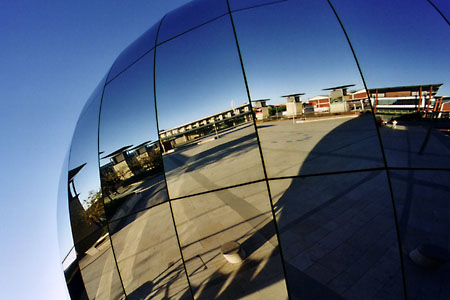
xmin=163 ymin=124 xmax=265 ymax=199
xmin=257 ymin=114 xmax=384 ymax=178
xmin=79 ymin=114 xmax=450 ymax=299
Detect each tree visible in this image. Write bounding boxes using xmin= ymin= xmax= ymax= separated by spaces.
xmin=81 ymin=190 xmax=106 ymax=227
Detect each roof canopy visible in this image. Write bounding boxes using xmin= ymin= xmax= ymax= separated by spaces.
xmin=101 ymin=145 xmax=133 ymax=159
xmin=323 ymin=84 xmax=355 ymax=91
xmin=281 ymin=93 xmax=305 ymax=97
xmin=368 ymin=83 xmax=443 ymax=93
xmin=129 ymin=140 xmax=154 ymax=151
xmin=68 ymin=163 xmax=86 ymax=181
xmin=251 ymin=99 xmax=270 ymax=102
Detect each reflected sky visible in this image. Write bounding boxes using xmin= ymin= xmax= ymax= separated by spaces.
xmin=100 ymin=50 xmax=157 ymax=167
xmin=232 ymin=0 xmax=364 ymax=104
xmin=69 ymin=87 xmax=103 ymax=209
xmin=57 ymin=149 xmax=74 ymax=264
xmin=156 ymin=15 xmax=248 ymax=131
xmin=157 ymin=0 xmax=228 ymax=44
xmin=431 ymin=0 xmax=450 ymax=22
xmin=331 ymin=0 xmax=450 ymax=96
xmin=107 ymin=23 xmax=159 ymax=83
xmin=228 ymin=0 xmax=288 ymax=11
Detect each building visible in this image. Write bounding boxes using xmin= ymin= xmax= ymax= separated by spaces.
xmin=368 ymin=83 xmax=443 ymax=116
xmin=252 ymin=99 xmax=270 ymax=120
xmin=307 ymin=95 xmax=330 ymax=113
xmin=323 ymin=84 xmax=355 ymax=113
xmin=282 ymin=93 xmax=304 ymax=117
xmin=159 ymin=104 xmax=252 ymax=151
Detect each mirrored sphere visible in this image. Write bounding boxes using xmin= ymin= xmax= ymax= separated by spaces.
xmin=58 ymin=1 xmax=450 ymax=299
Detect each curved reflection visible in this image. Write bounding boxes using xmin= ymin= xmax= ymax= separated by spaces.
xmin=155 ymin=15 xmax=265 ymax=199
xmin=269 ymin=115 xmax=403 ymax=299
xmin=107 ymin=22 xmax=160 ymax=83
xmin=331 ymin=0 xmax=450 ymax=171
xmin=60 ymin=0 xmax=450 ymax=299
xmin=100 ymin=50 xmax=168 ymax=221
xmin=157 ymin=0 xmax=228 ymax=44
xmin=69 ymin=84 xmax=106 ymax=249
xmin=231 ymin=0 xmax=384 ymax=178
xmin=58 ymin=150 xmax=89 ymax=300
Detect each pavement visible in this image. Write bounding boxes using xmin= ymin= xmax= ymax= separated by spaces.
xmin=77 ymin=114 xmax=450 ymax=299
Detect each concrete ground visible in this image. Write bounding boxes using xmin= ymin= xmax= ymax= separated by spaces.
xmin=78 ymin=234 xmax=125 ymax=300
xmin=106 ymin=173 xmax=169 ymax=221
xmin=270 ymin=171 xmax=404 ymax=300
xmin=77 ymin=114 xmax=450 ymax=299
xmin=162 ymin=123 xmax=265 ymax=199
xmin=171 ymin=182 xmax=288 ymax=300
xmin=389 ymin=169 xmax=450 ymax=299
xmin=380 ymin=124 xmax=450 ymax=168
xmin=257 ymin=114 xmax=385 ymax=178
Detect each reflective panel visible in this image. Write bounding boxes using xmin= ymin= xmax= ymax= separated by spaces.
xmin=78 ymin=75 xmax=108 ymax=120
xmin=228 ymin=0 xmax=287 ymax=12
xmin=157 ymin=0 xmax=228 ymax=44
xmin=58 ymin=149 xmax=73 ymax=263
xmin=332 ymin=0 xmax=450 ymax=169
xmin=171 ymin=182 xmax=288 ymax=299
xmin=107 ymin=22 xmax=160 ymax=83
xmin=430 ymin=0 xmax=450 ymax=22
xmin=270 ymin=171 xmax=404 ymax=299
xmin=155 ymin=16 xmax=265 ymax=198
xmin=390 ymin=170 xmax=450 ymax=299
xmin=76 ymin=226 xmax=125 ymax=300
xmin=100 ymin=50 xmax=168 ymax=222
xmin=232 ymin=0 xmax=384 ymax=178
xmin=69 ymin=82 xmax=106 ymax=248
xmin=63 ymin=253 xmax=89 ymax=300
xmin=109 ymin=203 xmax=191 ymax=299
xmin=62 ymin=1 xmax=450 ymax=298
xmin=58 ymin=150 xmax=89 ymax=300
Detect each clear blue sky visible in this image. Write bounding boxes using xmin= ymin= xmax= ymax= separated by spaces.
xmin=0 ymin=0 xmax=448 ymax=299
xmin=0 ymin=1 xmax=188 ymax=299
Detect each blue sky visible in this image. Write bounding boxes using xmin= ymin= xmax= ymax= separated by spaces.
xmin=0 ymin=1 xmax=188 ymax=299
xmin=0 ymin=0 xmax=448 ymax=299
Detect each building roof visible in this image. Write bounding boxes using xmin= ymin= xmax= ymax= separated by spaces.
xmin=308 ymin=95 xmax=329 ymax=100
xmin=281 ymin=93 xmax=305 ymax=97
xmin=68 ymin=163 xmax=86 ymax=181
xmin=323 ymin=84 xmax=355 ymax=91
xmin=438 ymin=96 xmax=450 ymax=102
xmin=368 ymin=84 xmax=443 ymax=93
xmin=129 ymin=140 xmax=154 ymax=151
xmin=251 ymin=99 xmax=270 ymax=102
xmin=350 ymin=89 xmax=367 ymax=95
xmin=159 ymin=103 xmax=250 ymax=135
xmin=101 ymin=145 xmax=133 ymax=159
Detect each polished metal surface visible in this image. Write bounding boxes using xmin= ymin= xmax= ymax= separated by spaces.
xmin=58 ymin=0 xmax=450 ymax=299
xmin=155 ymin=15 xmax=264 ymax=199
xmin=100 ymin=50 xmax=167 ymax=221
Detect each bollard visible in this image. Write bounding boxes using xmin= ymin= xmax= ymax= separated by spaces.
xmin=221 ymin=241 xmax=246 ymax=264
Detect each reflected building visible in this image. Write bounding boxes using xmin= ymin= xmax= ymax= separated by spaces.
xmin=159 ymin=104 xmax=252 ymax=152
xmin=58 ymin=0 xmax=450 ymax=299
